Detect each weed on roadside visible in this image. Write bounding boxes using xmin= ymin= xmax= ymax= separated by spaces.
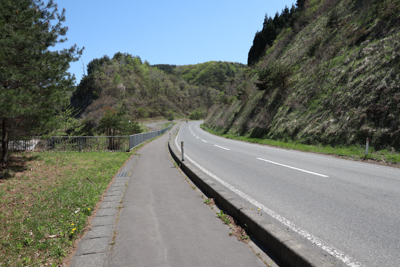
xmin=215 ymin=210 xmax=250 ymax=243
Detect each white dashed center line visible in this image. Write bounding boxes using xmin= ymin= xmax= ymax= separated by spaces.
xmin=257 ymin=158 xmax=329 ymax=177
xmin=214 ymin=145 xmax=230 ymax=151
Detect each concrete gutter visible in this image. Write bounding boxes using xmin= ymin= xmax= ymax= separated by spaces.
xmin=168 ymin=136 xmax=334 ymax=267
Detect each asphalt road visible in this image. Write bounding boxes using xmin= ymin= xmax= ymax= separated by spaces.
xmin=175 ymin=121 xmax=400 ymax=267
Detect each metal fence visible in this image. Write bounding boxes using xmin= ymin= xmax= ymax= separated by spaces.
xmin=3 ymin=138 xmax=42 ymax=151
xmin=1 ymin=124 xmax=172 ymax=152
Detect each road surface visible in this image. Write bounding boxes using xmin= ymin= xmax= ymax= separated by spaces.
xmin=175 ymin=121 xmax=400 ymax=267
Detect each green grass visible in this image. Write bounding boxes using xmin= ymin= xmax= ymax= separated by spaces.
xmin=0 ymin=151 xmax=132 ymax=266
xmin=139 ymin=122 xmax=150 ymax=132
xmin=162 ymin=121 xmax=173 ymax=129
xmin=201 ymin=124 xmax=400 ymax=165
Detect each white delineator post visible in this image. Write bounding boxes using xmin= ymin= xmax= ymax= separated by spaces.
xmin=365 ymin=138 xmax=369 ymax=157
xmin=181 ymin=141 xmax=184 ymax=161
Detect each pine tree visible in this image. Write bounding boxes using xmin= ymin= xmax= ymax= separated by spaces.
xmin=0 ymin=0 xmax=83 ymax=166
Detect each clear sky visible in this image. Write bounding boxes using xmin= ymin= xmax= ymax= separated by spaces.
xmin=50 ymin=0 xmax=296 ymax=85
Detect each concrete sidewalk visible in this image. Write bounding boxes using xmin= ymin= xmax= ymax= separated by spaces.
xmin=71 ymin=124 xmax=267 ymax=266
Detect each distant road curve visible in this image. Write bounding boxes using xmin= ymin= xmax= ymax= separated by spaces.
xmin=175 ymin=121 xmax=400 ymax=267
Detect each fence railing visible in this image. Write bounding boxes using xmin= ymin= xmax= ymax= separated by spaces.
xmin=1 ymin=124 xmax=172 ymax=152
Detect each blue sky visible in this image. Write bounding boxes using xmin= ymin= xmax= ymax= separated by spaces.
xmin=51 ymin=0 xmax=296 ymax=85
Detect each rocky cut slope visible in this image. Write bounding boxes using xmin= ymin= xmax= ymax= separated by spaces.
xmin=205 ymin=0 xmax=400 ymax=150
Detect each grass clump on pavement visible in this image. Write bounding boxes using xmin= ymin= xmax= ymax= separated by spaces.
xmin=0 ymin=151 xmax=130 ymax=267
xmin=201 ymin=124 xmax=400 ymax=165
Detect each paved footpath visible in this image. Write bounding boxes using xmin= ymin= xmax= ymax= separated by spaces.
xmin=71 ymin=124 xmax=266 ymax=267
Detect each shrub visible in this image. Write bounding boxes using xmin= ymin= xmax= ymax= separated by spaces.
xmin=256 ymin=63 xmax=293 ymax=92
xmin=189 ymin=110 xmax=204 ymax=120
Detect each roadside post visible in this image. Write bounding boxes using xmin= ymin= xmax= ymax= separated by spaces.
xmin=181 ymin=141 xmax=184 ymax=161
xmin=365 ymin=138 xmax=369 ymax=158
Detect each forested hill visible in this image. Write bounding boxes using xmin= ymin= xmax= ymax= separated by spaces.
xmin=153 ymin=61 xmax=246 ymax=91
xmin=205 ymin=0 xmax=400 ymax=150
xmin=71 ymin=54 xmax=244 ymax=134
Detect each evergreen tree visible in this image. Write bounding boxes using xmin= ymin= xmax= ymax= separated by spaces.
xmin=296 ymin=0 xmax=306 ymax=10
xmin=0 ymin=0 xmax=83 ymax=165
xmin=49 ymin=104 xmax=86 ymax=136
xmin=282 ymin=6 xmax=290 ymax=22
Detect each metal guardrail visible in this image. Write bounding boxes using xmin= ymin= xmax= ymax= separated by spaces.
xmin=1 ymin=124 xmax=172 ymax=152
xmin=129 ymin=124 xmax=172 ymax=151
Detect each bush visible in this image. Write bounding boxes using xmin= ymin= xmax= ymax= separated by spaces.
xmin=256 ymin=63 xmax=292 ymax=92
xmin=166 ymin=111 xmax=175 ymax=121
xmin=189 ymin=110 xmax=204 ymax=120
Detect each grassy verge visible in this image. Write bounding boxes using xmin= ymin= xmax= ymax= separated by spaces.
xmin=162 ymin=121 xmax=174 ymax=129
xmin=139 ymin=122 xmax=150 ymax=133
xmin=0 ymin=151 xmax=131 ymax=267
xmin=200 ymin=124 xmax=400 ymax=165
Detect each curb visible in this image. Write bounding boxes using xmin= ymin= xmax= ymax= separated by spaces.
xmin=168 ymin=139 xmax=333 ymax=267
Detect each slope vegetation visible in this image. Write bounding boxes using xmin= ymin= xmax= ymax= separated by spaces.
xmin=205 ymin=0 xmax=400 ymax=150
xmin=153 ymin=61 xmax=246 ymax=91
xmin=72 ymin=54 xmax=222 ymax=133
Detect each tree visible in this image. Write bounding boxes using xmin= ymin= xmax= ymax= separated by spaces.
xmin=49 ymin=104 xmax=86 ymax=136
xmin=97 ymin=107 xmax=141 ymax=136
xmin=256 ymin=63 xmax=292 ymax=92
xmin=296 ymin=0 xmax=306 ymax=10
xmin=0 ymin=0 xmax=83 ymax=166
xmin=97 ymin=108 xmax=121 ymax=136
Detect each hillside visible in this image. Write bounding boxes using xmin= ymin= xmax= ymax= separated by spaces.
xmin=204 ymin=0 xmax=400 ymax=151
xmin=70 ymin=55 xmax=246 ymax=134
xmin=153 ymin=61 xmax=246 ymax=91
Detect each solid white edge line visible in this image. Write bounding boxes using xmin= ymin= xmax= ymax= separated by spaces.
xmin=214 ymin=145 xmax=230 ymax=151
xmin=257 ymin=158 xmax=329 ymax=177
xmin=175 ymin=125 xmax=362 ymax=267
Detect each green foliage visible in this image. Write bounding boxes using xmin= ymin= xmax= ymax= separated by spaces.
xmin=113 ymin=74 xmax=122 ymax=85
xmin=152 ymin=64 xmax=177 ymax=74
xmin=236 ymin=82 xmax=249 ymax=101
xmin=166 ymin=111 xmax=175 ymax=121
xmin=97 ymin=106 xmax=141 ymax=136
xmin=206 ymin=0 xmax=400 ymax=151
xmin=48 ymin=105 xmax=86 ymax=137
xmin=307 ymin=37 xmax=322 ymax=57
xmin=326 ymin=9 xmax=340 ymax=29
xmin=256 ymin=63 xmax=292 ymax=92
xmin=0 ymin=0 xmax=83 ymax=165
xmin=189 ymin=110 xmax=204 ymax=120
xmin=75 ymin=53 xmax=220 ymax=134
xmin=173 ymin=61 xmax=245 ymax=91
xmin=248 ymin=4 xmax=298 ymax=65
xmin=216 ymin=92 xmax=228 ymax=104
xmin=216 ymin=210 xmax=230 ymax=224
